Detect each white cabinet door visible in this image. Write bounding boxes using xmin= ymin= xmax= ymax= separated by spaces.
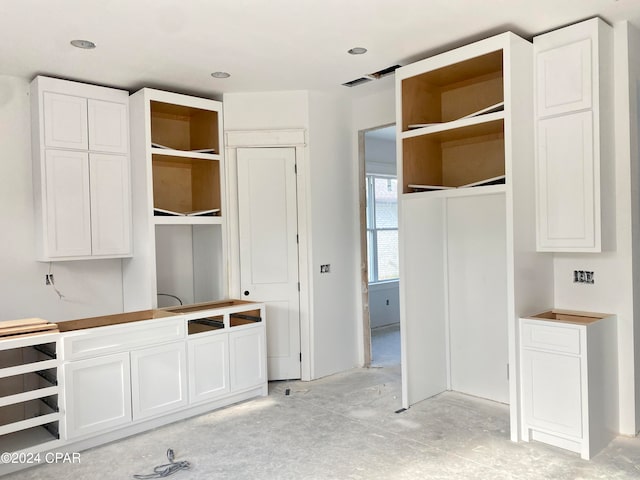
xmin=43 ymin=92 xmax=88 ymax=150
xmin=522 ymin=349 xmax=583 ymax=438
xmin=188 ymin=334 xmax=229 ymax=403
xmin=131 ymin=342 xmax=188 ymax=420
xmin=536 ymin=111 xmax=596 ymax=251
xmin=44 ymin=149 xmax=92 ymax=257
xmin=536 ymin=38 xmax=592 ymax=117
xmin=89 ymin=153 xmax=132 ymax=256
xmin=229 ymin=327 xmax=266 ymax=391
xmin=64 ymin=353 xmax=132 ymax=439
xmin=88 ymin=99 xmax=128 ymax=154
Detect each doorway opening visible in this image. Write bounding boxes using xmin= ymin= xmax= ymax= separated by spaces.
xmin=359 ymin=125 xmax=400 ymax=367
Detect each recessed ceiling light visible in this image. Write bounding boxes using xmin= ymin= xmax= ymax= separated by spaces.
xmin=348 ymin=47 xmax=367 ymax=55
xmin=70 ymin=39 xmax=96 ymax=49
xmin=211 ymin=71 xmax=231 ymax=79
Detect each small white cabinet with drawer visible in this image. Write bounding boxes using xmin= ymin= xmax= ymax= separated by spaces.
xmin=519 ymin=310 xmax=617 ymax=459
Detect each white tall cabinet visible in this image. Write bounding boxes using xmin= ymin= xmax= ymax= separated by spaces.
xmin=534 ymin=18 xmax=613 ymax=252
xmin=31 ymin=76 xmax=132 ymax=261
xmin=397 ymin=32 xmax=554 ymax=441
xmin=123 ymin=88 xmax=227 ymax=310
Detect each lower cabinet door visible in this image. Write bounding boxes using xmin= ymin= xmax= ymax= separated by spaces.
xmin=229 ymin=327 xmax=266 ymax=391
xmin=188 ymin=333 xmax=230 ymax=403
xmin=522 ymin=349 xmax=583 ymax=438
xmin=64 ymin=352 xmax=132 ymax=439
xmin=131 ymin=342 xmax=188 ymax=420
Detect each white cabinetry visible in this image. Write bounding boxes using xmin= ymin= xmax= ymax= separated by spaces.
xmin=124 ymin=88 xmax=226 ymax=310
xmin=519 ymin=310 xmax=618 ymax=459
xmin=63 ymin=352 xmax=131 ymax=439
xmin=58 ymin=301 xmax=266 ymax=446
xmin=229 ymin=327 xmax=266 ymax=391
xmin=31 ymin=76 xmax=132 ymax=261
xmin=188 ymin=333 xmax=229 ymax=403
xmin=131 ymin=342 xmax=188 ymax=420
xmin=397 ymin=32 xmax=554 ymax=441
xmin=0 ymin=334 xmax=61 ymax=456
xmin=534 ymin=18 xmax=613 ymax=252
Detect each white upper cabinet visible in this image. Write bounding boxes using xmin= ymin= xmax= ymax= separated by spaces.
xmin=536 ymin=38 xmax=592 ymax=117
xmin=43 ymin=92 xmax=88 ymax=149
xmin=88 ymin=99 xmax=129 ymax=154
xmin=44 ymin=149 xmax=92 ymax=257
xmin=534 ymin=18 xmax=613 ymax=252
xmin=89 ymin=153 xmax=132 ymax=256
xmin=537 ymin=112 xmax=596 ymax=250
xmin=31 ymin=76 xmax=132 ymax=261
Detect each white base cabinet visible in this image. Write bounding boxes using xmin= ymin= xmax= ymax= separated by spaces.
xmin=131 ymin=342 xmax=188 ymax=420
xmin=519 ymin=310 xmax=618 ymax=459
xmin=230 ymin=327 xmax=267 ymax=391
xmin=63 ymin=353 xmax=132 ymax=439
xmin=188 ymin=333 xmax=230 ymax=403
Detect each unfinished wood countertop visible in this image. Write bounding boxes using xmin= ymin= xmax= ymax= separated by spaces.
xmin=526 ymin=308 xmax=614 ymax=326
xmin=57 ymin=309 xmax=179 ymax=332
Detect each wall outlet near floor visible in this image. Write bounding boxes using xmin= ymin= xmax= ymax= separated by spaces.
xmin=320 ymin=264 xmax=330 ymax=274
xmin=573 ymin=270 xmax=594 ymax=284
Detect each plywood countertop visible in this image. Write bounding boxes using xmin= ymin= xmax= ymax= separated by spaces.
xmin=57 ymin=309 xmax=179 ymax=332
xmin=526 ymin=309 xmax=614 ymax=326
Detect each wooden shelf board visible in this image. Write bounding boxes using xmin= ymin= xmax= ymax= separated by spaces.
xmin=153 ymin=216 xmax=223 ymax=226
xmin=0 ymin=425 xmax=59 ymax=453
xmin=151 ymin=147 xmax=220 ymax=161
xmin=402 ymin=111 xmax=504 ymax=141
xmin=402 ymin=183 xmax=506 ymax=199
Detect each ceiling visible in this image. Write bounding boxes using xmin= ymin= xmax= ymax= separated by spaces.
xmin=2 ymin=0 xmax=640 ymax=99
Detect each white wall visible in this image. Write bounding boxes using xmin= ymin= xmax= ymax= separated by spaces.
xmin=0 ymin=75 xmax=124 ymax=323
xmin=369 ymin=281 xmax=400 ymax=328
xmin=223 ymin=89 xmax=359 ymax=379
xmin=629 ymin=22 xmax=640 ymax=437
xmin=307 ymin=90 xmax=359 ymax=377
xmin=553 ymin=22 xmax=638 ymax=435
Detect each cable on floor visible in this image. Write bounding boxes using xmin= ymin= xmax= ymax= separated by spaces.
xmin=133 ymin=449 xmax=191 ymax=479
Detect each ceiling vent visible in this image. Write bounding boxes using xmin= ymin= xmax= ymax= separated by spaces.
xmin=342 ymin=77 xmax=373 ymax=88
xmin=342 ymin=64 xmax=401 ymax=87
xmin=369 ymin=64 xmax=401 ymax=79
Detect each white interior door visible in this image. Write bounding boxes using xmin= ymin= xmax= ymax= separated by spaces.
xmin=237 ymin=147 xmax=301 ymax=380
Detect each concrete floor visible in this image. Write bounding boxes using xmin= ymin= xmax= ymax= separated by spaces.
xmin=6 ymin=329 xmax=640 ymax=479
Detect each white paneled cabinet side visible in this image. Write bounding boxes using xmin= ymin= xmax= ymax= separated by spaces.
xmin=31 ymin=76 xmax=132 ymax=261
xmin=534 ymin=18 xmax=614 ymax=252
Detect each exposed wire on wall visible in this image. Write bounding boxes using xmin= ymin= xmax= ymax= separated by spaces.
xmin=47 ymin=262 xmax=64 ymax=300
xmin=157 ymin=293 xmax=183 ymax=306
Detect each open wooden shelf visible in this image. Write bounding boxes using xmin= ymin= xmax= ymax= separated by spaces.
xmin=401 ymin=50 xmax=504 ymax=132
xmin=151 ymin=101 xmax=219 ymax=154
xmin=152 ymin=154 xmax=221 ymax=216
xmin=402 ymin=118 xmax=505 ymax=193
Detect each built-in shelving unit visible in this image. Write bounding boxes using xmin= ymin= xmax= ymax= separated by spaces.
xmin=0 ymin=334 xmax=61 ymax=456
xmin=123 ymin=89 xmax=227 ymax=311
xmin=399 ymin=50 xmax=505 ymax=194
xmin=397 ymin=32 xmax=555 ymax=444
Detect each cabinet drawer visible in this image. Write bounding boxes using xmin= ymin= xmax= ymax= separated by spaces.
xmin=62 ymin=318 xmax=185 ymax=361
xmin=521 ymin=321 xmax=581 ymax=355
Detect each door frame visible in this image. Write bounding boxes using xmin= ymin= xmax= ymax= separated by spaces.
xmin=225 ymin=129 xmax=311 ymax=381
xmin=358 ymin=123 xmax=396 ymax=368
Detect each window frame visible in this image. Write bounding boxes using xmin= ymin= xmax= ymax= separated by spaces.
xmin=366 ymin=173 xmax=399 ymax=284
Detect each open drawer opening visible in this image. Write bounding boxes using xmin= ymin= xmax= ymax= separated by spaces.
xmin=230 ymin=309 xmax=262 ymax=327
xmin=187 ymin=315 xmax=225 ymax=335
